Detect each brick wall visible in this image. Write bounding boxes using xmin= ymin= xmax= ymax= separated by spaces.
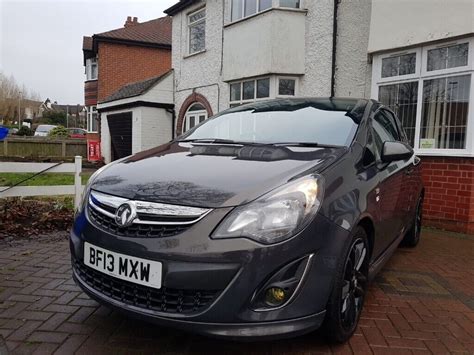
xmin=97 ymin=42 xmax=171 ymax=101
xmin=421 ymin=156 xmax=474 ymax=234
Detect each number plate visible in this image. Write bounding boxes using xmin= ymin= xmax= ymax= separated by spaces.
xmin=84 ymin=242 xmax=162 ymax=289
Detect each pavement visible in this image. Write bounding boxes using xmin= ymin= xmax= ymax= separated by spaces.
xmin=0 ymin=229 xmax=473 ymax=354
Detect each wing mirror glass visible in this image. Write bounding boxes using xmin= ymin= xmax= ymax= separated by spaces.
xmin=381 ymin=141 xmax=414 ymax=163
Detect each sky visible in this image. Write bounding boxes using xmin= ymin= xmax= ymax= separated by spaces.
xmin=0 ymin=0 xmax=177 ymax=104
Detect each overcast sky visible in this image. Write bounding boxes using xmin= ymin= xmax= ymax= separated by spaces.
xmin=0 ymin=0 xmax=176 ymax=104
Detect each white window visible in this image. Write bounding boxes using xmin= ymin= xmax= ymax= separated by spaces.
xmin=372 ymin=38 xmax=474 ymax=156
xmin=277 ymin=77 xmax=297 ymax=96
xmin=188 ymin=8 xmax=206 ymax=55
xmin=231 ymin=0 xmax=272 ymax=21
xmin=86 ymin=58 xmax=98 ymax=81
xmin=279 ymin=0 xmax=301 ymax=8
xmin=230 ymin=77 xmax=270 ymax=106
xmin=184 ymin=103 xmax=208 ymax=132
xmin=87 ymin=106 xmax=98 ymax=132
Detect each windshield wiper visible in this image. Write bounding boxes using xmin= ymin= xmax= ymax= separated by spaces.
xmin=177 ymin=138 xmax=272 ymax=146
xmin=273 ymin=142 xmax=342 ymax=148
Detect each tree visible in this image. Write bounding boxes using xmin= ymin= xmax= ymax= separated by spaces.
xmin=48 ymin=125 xmax=69 ymax=139
xmin=0 ymin=71 xmax=42 ymax=124
xmin=42 ymin=111 xmax=66 ymax=126
xmin=16 ymin=126 xmax=33 ymax=136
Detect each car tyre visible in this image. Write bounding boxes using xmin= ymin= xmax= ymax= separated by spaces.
xmin=322 ymin=226 xmax=369 ymax=343
xmin=402 ymin=196 xmax=423 ymax=247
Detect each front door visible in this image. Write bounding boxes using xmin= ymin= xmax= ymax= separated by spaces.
xmin=107 ymin=112 xmax=132 ymax=161
xmin=184 ymin=104 xmax=208 ymax=132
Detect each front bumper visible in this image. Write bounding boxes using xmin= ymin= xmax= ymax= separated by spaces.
xmin=70 ymin=207 xmax=350 ymax=339
xmin=73 ymin=269 xmax=325 ymax=339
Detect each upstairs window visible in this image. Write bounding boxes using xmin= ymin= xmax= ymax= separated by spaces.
xmin=188 ymin=8 xmax=206 ymax=54
xmin=86 ymin=58 xmax=98 ymax=81
xmin=231 ymin=0 xmax=272 ymax=21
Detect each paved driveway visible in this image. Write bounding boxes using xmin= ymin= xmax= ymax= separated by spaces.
xmin=0 ymin=229 xmax=473 ymax=354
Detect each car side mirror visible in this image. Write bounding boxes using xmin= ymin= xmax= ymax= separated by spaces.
xmin=381 ymin=141 xmax=414 ymax=163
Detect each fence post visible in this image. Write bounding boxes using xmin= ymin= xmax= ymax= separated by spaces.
xmin=3 ymin=139 xmax=7 ymax=156
xmin=62 ymin=141 xmax=67 ymax=157
xmin=74 ymin=156 xmax=82 ymax=209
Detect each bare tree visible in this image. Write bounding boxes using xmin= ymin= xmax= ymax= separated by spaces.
xmin=0 ymin=71 xmax=42 ymax=124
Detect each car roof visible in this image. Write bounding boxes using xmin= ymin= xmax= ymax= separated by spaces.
xmin=223 ymin=97 xmax=371 ymax=124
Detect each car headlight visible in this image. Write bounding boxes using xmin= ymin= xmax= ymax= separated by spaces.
xmin=212 ymin=175 xmax=324 ymax=245
xmin=76 ymin=162 xmax=112 ymax=213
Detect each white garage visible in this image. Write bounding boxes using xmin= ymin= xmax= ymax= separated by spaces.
xmin=97 ymin=71 xmax=174 ymax=163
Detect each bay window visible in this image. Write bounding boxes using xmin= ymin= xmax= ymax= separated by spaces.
xmin=229 ymin=76 xmax=297 ymax=107
xmin=230 ymin=77 xmax=270 ymax=106
xmin=231 ymin=0 xmax=272 ymax=21
xmin=372 ymin=38 xmax=474 ymax=155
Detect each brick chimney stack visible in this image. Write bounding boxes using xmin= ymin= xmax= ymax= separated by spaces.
xmin=124 ymin=16 xmax=139 ymax=28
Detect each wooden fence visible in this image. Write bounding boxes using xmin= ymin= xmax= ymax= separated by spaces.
xmin=0 ymin=137 xmax=87 ymax=158
xmin=0 ymin=156 xmax=84 ymax=209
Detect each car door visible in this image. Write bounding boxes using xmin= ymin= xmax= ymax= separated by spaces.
xmin=370 ymin=110 xmax=408 ymax=255
xmin=381 ymin=109 xmax=417 ymax=227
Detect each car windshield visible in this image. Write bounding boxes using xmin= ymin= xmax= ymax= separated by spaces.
xmin=37 ymin=125 xmax=54 ymax=132
xmin=180 ymin=99 xmax=364 ymax=147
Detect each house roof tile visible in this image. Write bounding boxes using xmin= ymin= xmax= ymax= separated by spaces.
xmin=94 ymin=16 xmax=172 ymax=47
xmin=100 ymin=71 xmax=172 ymax=103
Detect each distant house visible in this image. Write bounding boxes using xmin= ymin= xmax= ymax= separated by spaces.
xmin=39 ymin=98 xmax=86 ymax=127
xmin=82 ymin=16 xmax=172 ymax=163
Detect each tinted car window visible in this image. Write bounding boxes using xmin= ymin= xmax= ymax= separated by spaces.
xmin=182 ymin=101 xmax=361 ymax=147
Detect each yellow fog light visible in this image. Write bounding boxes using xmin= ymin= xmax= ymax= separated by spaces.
xmin=265 ymin=287 xmax=287 ymax=306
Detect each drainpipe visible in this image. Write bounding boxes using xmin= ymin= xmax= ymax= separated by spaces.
xmin=166 ymin=108 xmax=175 ymax=139
xmin=331 ymin=0 xmax=340 ymax=97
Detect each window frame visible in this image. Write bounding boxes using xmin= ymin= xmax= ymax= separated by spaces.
xmin=372 ymin=37 xmax=474 ymax=157
xmin=85 ymin=57 xmax=98 ymax=81
xmin=184 ymin=103 xmax=208 ymax=132
xmin=421 ymin=40 xmax=472 ymax=77
xmin=187 ymin=7 xmax=206 ymax=55
xmin=373 ymin=48 xmax=422 ymax=84
xmin=87 ymin=106 xmax=98 ymax=133
xmin=278 ymin=0 xmax=302 ymax=9
xmin=229 ymin=76 xmax=272 ymax=106
xmin=276 ymin=76 xmax=298 ymax=97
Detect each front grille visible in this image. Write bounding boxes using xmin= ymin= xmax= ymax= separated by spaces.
xmin=88 ymin=206 xmax=189 ymax=238
xmin=73 ymin=258 xmax=220 ymax=315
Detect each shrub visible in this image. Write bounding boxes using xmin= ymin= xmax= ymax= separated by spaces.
xmin=16 ymin=126 xmax=33 ymax=136
xmin=48 ymin=125 xmax=69 ymax=138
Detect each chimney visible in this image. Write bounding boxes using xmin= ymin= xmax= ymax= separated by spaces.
xmin=124 ymin=16 xmax=139 ymax=27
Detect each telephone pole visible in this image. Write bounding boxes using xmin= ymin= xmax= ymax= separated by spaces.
xmin=18 ymin=91 xmax=22 ymax=129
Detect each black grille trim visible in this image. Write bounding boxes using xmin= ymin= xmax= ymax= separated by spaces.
xmin=73 ymin=257 xmax=220 ymax=315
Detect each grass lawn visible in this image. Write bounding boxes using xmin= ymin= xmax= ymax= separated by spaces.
xmin=0 ymin=172 xmax=92 ymax=186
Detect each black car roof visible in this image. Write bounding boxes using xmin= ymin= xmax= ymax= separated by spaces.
xmin=224 ymin=97 xmax=370 ymax=124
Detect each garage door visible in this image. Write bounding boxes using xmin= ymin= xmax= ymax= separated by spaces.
xmin=107 ymin=112 xmax=132 ymax=161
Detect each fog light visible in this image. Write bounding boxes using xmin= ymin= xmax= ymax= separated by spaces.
xmin=265 ymin=287 xmax=287 ymax=306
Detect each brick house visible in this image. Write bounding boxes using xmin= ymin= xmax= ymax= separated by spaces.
xmin=164 ymin=0 xmax=474 ymax=234
xmin=82 ymin=16 xmax=172 ymax=162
